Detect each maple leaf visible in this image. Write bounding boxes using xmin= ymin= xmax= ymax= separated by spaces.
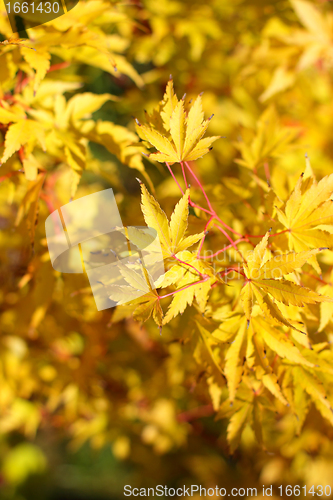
xmin=248 ymin=326 xmax=289 ymax=405
xmin=276 ymin=172 xmax=333 ymax=272
xmin=289 ymin=0 xmax=332 ymax=72
xmin=0 ymin=120 xmax=46 ymax=166
xmin=227 ymin=402 xmax=252 ymax=454
xmin=318 ymin=278 xmax=333 ymax=332
xmin=293 ymin=383 xmax=310 ymax=435
xmin=0 ymin=102 xmax=26 ymax=124
xmin=196 ymin=323 xmax=225 ymax=379
xmin=81 ymin=119 xmax=147 ymax=176
xmin=224 ymin=318 xmax=248 ymax=403
xmin=63 ymin=93 xmax=116 ymax=127
xmin=253 ymin=317 xmax=314 ymax=368
xmin=140 ymin=184 xmax=204 ymax=258
xmin=235 ymin=106 xmax=298 ymax=169
xmin=22 ymin=154 xmax=41 ymax=181
xmin=241 ymin=232 xmax=333 ymax=329
xmin=136 ymin=79 xmax=220 ymax=163
xmin=162 ymin=251 xmax=216 ymax=324
xmin=21 ymin=47 xmax=51 ymax=95
xmin=262 ymin=373 xmax=288 ymax=405
xmin=15 ymin=173 xmax=45 ymax=248
xmin=133 ymin=290 xmax=163 ymax=328
xmin=293 ymin=367 xmax=333 ymax=426
xmin=107 ymin=261 xmax=163 ymax=328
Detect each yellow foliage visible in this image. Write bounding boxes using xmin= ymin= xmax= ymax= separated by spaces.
xmin=2 ymin=0 xmax=333 ymax=495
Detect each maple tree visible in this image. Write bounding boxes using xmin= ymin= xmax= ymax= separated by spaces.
xmin=2 ymin=0 xmax=333 ymax=497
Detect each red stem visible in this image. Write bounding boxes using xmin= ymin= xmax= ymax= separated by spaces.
xmin=184 ymin=161 xmax=214 ymax=212
xmin=212 ymin=224 xmax=244 ymax=260
xmin=244 ymin=229 xmax=288 ymax=238
xmin=172 ymin=254 xmax=206 ymax=278
xmin=165 ymin=162 xmax=184 ymax=195
xmin=231 ymin=268 xmax=247 ymax=278
xmin=47 ymin=62 xmax=71 ymax=73
xmin=158 ymin=277 xmax=209 ymax=299
xmin=213 ymin=218 xmax=243 ymax=237
xmin=302 ymin=271 xmax=330 ymax=285
xmin=220 ymin=268 xmax=239 ymax=277
xmin=164 ymin=157 xmax=285 ymax=264
xmin=264 ymin=160 xmax=271 ymax=185
xmin=188 ymin=200 xmax=212 ymax=215
xmin=197 ymin=238 xmax=246 ymax=259
xmin=196 ymin=216 xmax=213 ymax=257
xmin=0 ymin=170 xmax=24 ymax=183
xmin=184 ymin=161 xmax=243 ymax=237
xmin=197 ymin=234 xmax=206 ymax=257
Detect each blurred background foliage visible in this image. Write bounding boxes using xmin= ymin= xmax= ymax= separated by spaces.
xmin=1 ymin=0 xmax=333 ymax=498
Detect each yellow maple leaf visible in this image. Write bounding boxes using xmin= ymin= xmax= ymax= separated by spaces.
xmin=227 ymin=403 xmax=252 ymax=454
xmin=136 ymin=79 xmax=220 ymax=164
xmin=0 ymin=103 xmax=26 ymax=124
xmin=162 ymin=251 xmax=216 ymax=324
xmin=293 ymin=367 xmax=333 ymax=426
xmin=21 ymin=47 xmax=51 ymax=95
xmin=291 ymin=0 xmax=331 ymax=43
xmin=107 ymin=261 xmax=163 ymax=328
xmin=241 ymin=232 xmax=333 ymax=329
xmin=224 ymin=319 xmax=248 ymax=403
xmin=253 ymin=317 xmax=314 ymax=367
xmin=140 ymin=184 xmax=204 ymax=258
xmin=234 ymin=106 xmax=298 ymax=169
xmin=64 ymin=93 xmax=116 ymax=126
xmin=169 ymin=188 xmax=190 ymax=251
xmin=22 ymin=154 xmax=41 ymax=181
xmin=318 ymin=275 xmax=333 ymax=332
xmin=160 ymin=79 xmax=179 ymax=131
xmin=276 ymin=172 xmax=333 ymax=272
xmin=0 ymin=120 xmax=46 ymax=166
